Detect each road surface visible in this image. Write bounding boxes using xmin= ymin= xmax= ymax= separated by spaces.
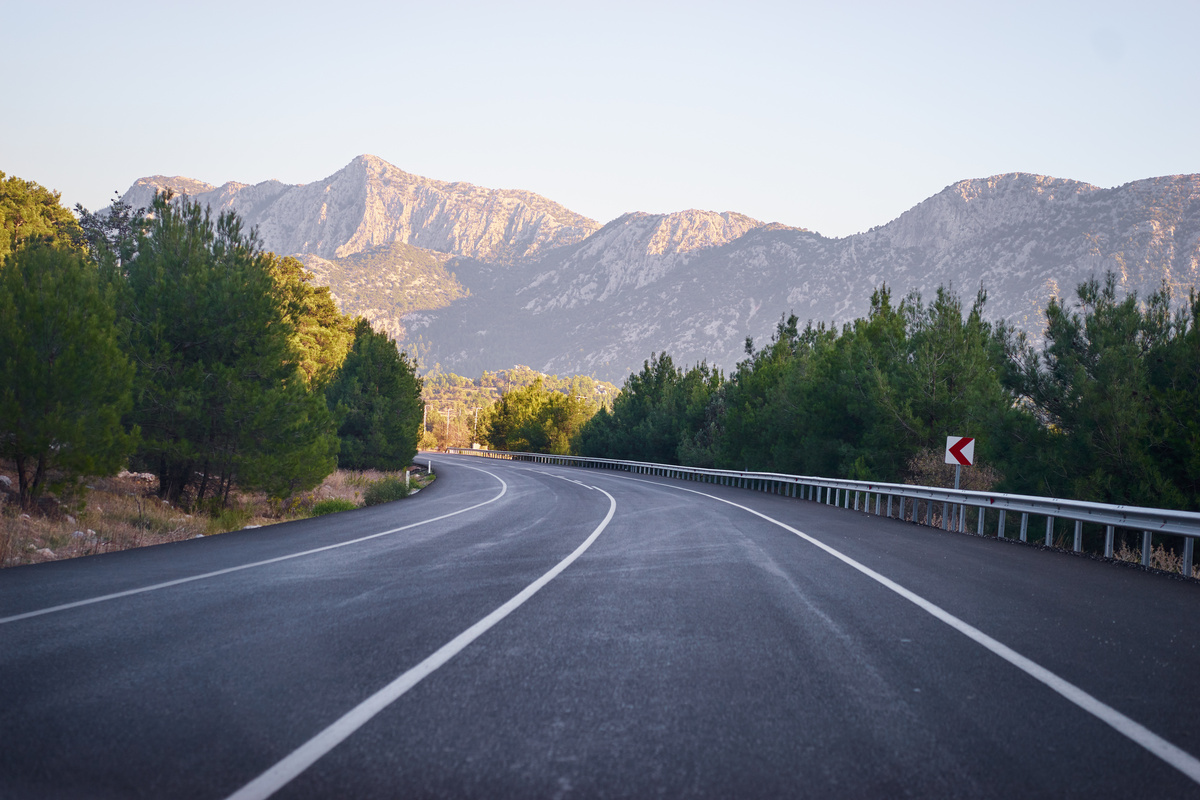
xmin=2 ymin=454 xmax=1199 ymax=798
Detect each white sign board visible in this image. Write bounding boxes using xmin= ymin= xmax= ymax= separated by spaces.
xmin=945 ymin=436 xmax=975 ymax=466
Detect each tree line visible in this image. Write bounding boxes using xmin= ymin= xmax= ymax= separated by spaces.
xmin=570 ymin=281 xmax=1200 ymax=514
xmin=420 ymin=366 xmax=617 ymax=450
xmin=0 ymin=172 xmax=422 ymax=511
xmin=478 ymin=376 xmax=609 ymax=454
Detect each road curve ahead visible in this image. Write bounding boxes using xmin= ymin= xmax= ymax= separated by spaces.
xmin=2 ymin=454 xmax=1199 ymax=798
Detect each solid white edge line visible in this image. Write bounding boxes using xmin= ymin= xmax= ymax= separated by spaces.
xmin=225 ymin=485 xmax=618 ymax=800
xmin=615 ymin=474 xmax=1200 ymax=787
xmin=0 ymin=466 xmax=508 ymax=625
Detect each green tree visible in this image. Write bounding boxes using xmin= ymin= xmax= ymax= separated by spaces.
xmin=1001 ymin=274 xmax=1193 ymax=507
xmin=75 ymin=191 xmax=147 ymax=272
xmin=483 ymin=378 xmax=604 ymax=455
xmin=0 ymin=172 xmax=82 ymax=263
xmin=326 ymin=319 xmax=423 ymax=470
xmin=573 ymin=353 xmax=721 ymax=463
xmin=0 ymin=244 xmax=135 ymax=508
xmin=265 ymin=253 xmax=357 ymax=387
xmin=122 ymin=193 xmax=338 ymax=504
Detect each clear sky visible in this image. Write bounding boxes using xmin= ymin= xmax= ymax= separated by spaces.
xmin=3 ymin=0 xmax=1197 ymax=238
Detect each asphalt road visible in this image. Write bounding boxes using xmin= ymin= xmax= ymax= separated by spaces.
xmin=2 ymin=454 xmax=1199 ymax=798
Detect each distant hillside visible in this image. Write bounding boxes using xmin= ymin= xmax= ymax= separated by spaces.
xmin=297 ymin=241 xmax=467 ymax=341
xmin=120 ymin=164 xmax=1200 ymax=384
xmin=407 ymin=173 xmax=1200 ymax=381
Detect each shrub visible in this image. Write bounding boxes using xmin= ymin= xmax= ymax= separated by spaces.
xmin=311 ymin=498 xmax=359 ymax=517
xmin=363 ymin=477 xmax=410 ymax=506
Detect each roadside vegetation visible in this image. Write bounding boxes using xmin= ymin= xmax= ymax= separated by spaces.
xmin=571 ymin=281 xmax=1200 ymax=569
xmin=419 ymin=366 xmax=616 ymax=450
xmin=0 ymin=466 xmax=432 ymax=567
xmin=1 ymin=170 xmax=426 ymax=566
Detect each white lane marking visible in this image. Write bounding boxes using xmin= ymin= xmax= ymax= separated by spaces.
xmin=534 ymin=470 xmax=594 ymax=491
xmin=226 ymin=484 xmax=617 ymax=800
xmin=608 ymin=473 xmax=1200 ymax=786
xmin=0 ymin=466 xmax=507 ymax=625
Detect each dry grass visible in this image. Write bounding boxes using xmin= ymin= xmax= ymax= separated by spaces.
xmin=1113 ymin=539 xmax=1191 ymax=576
xmin=0 ymin=466 xmax=428 ymax=569
xmin=905 ymin=447 xmax=1002 ymax=491
xmin=0 ymin=471 xmax=210 ymax=567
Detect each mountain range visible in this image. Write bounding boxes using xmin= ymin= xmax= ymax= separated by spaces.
xmin=122 ymin=156 xmax=1200 ymax=383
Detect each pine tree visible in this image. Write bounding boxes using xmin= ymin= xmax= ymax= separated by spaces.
xmin=0 ymin=244 xmax=135 ymax=508
xmin=122 ymin=193 xmax=338 ymax=504
xmin=326 ymin=320 xmax=423 ymax=470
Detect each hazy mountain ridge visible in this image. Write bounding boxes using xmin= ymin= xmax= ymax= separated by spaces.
xmin=120 ymin=162 xmax=1200 ymax=384
xmin=517 ymin=210 xmax=769 ymax=311
xmin=122 ymin=155 xmax=600 ymax=263
xmin=408 ymin=173 xmax=1200 ymax=381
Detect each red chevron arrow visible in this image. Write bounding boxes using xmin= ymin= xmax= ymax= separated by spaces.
xmin=946 ymin=436 xmax=975 ymax=466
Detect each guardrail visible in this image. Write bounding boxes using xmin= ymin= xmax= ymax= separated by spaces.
xmin=444 ymin=447 xmax=1199 ymax=578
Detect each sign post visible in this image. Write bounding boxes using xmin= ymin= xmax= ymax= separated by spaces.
xmin=945 ymin=436 xmax=975 ymax=530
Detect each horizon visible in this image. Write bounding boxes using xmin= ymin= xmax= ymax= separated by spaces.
xmin=3 ymin=1 xmax=1198 ymax=238
xmin=106 ymin=155 xmax=1187 ymax=240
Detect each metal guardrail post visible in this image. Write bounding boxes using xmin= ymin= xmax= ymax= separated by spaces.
xmin=1104 ymin=525 xmax=1114 ymax=558
xmin=1073 ymin=520 xmax=1083 ymax=552
xmin=1045 ymin=517 xmax=1054 ymax=547
xmin=998 ymin=509 xmax=1007 ymax=539
xmin=1185 ymin=538 xmax=1195 ymax=578
xmin=1141 ymin=531 xmax=1152 ymax=566
xmin=1020 ymin=513 xmax=1028 ymax=542
xmin=977 ymin=507 xmax=985 ymax=535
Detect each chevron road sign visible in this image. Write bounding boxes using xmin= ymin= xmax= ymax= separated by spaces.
xmin=945 ymin=436 xmax=975 ymax=466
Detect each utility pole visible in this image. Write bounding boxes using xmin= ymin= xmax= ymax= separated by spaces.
xmin=472 ymin=407 xmax=480 ymax=443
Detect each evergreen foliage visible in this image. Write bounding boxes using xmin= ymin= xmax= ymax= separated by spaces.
xmin=265 ymin=253 xmax=357 ymax=386
xmin=75 ymin=192 xmax=147 ymax=269
xmin=482 ymin=377 xmax=605 ymax=455
xmin=575 ymin=277 xmax=1200 ymax=511
xmin=0 ymin=172 xmax=83 ymax=263
xmin=1001 ymin=275 xmax=1200 ymax=509
xmin=572 ymin=354 xmax=721 ymax=465
xmin=120 ymin=193 xmax=339 ymax=504
xmin=326 ymin=320 xmax=423 ymax=470
xmin=421 ymin=366 xmax=616 ymax=449
xmin=0 ymin=243 xmax=135 ymax=508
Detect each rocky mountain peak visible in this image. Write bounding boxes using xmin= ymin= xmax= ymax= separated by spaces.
xmin=881 ymin=172 xmax=1102 ymax=251
xmin=121 ymin=175 xmax=218 ymax=209
xmin=119 ymin=155 xmax=601 ymax=264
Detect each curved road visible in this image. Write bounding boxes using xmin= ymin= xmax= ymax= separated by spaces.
xmin=2 ymin=454 xmax=1199 ymax=798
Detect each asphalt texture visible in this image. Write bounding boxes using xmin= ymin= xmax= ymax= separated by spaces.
xmin=2 ymin=455 xmax=1199 ymax=799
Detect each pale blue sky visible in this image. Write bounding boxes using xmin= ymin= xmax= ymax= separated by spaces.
xmin=3 ymin=0 xmax=1197 ymax=237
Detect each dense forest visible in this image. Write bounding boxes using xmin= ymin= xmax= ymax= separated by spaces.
xmin=0 ymin=172 xmax=423 ymax=511
xmin=573 ymin=282 xmax=1200 ymax=517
